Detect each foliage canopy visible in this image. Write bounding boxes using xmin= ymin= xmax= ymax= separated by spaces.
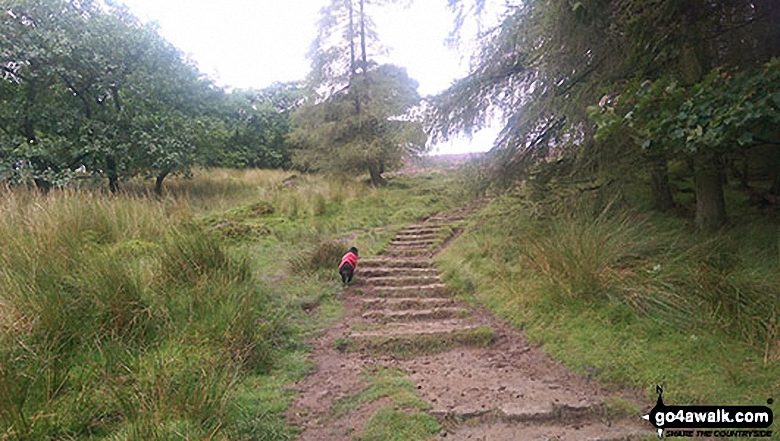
xmin=0 ymin=0 xmax=297 ymax=192
xmin=291 ymin=0 xmax=427 ymax=186
xmin=431 ymin=0 xmax=780 ymax=229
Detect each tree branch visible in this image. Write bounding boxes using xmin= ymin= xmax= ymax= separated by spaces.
xmin=57 ymin=72 xmax=92 ymax=119
xmin=67 ymin=151 xmax=94 ymax=169
xmin=754 ymin=137 xmax=780 ymax=146
xmin=554 ymin=56 xmax=606 ymax=98
xmin=1 ymin=65 xmax=26 ymax=81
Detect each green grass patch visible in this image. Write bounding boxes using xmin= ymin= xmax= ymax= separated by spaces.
xmin=335 ymin=326 xmax=495 ymax=359
xmin=0 ymin=167 xmax=468 ymax=439
xmin=437 ymin=194 xmax=780 ymax=406
xmin=357 ymin=408 xmax=440 ymax=441
xmin=225 ymin=351 xmax=313 ymax=441
xmin=328 ymin=366 xmax=440 ymax=441
xmin=330 ymin=366 xmax=431 ymax=420
xmin=599 ymin=397 xmax=642 ymax=420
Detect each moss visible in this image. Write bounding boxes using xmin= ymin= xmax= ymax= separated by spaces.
xmin=358 ymin=408 xmax=440 ymax=441
xmin=337 ymin=326 xmax=495 ymax=359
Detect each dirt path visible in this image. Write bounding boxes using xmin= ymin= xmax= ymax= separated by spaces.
xmin=288 ymin=208 xmax=651 ymax=440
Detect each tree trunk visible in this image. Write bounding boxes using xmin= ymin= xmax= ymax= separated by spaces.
xmin=359 ymin=0 xmax=368 ymax=73
xmin=33 ymin=178 xmax=50 ymax=193
xmin=155 ymin=171 xmax=168 ymax=196
xmin=106 ymin=155 xmax=119 ymax=193
xmin=110 ymin=85 xmax=123 ymax=112
xmin=770 ymin=147 xmax=780 ymax=196
xmin=739 ymin=154 xmax=750 ymax=189
xmin=649 ymin=154 xmax=674 ymax=211
xmin=368 ymin=164 xmax=387 ymax=187
xmin=23 ymin=79 xmax=36 ymax=143
xmin=694 ymin=155 xmax=727 ymax=230
xmin=348 ymin=1 xmax=362 ymax=114
xmin=348 ymin=0 xmax=356 ymax=76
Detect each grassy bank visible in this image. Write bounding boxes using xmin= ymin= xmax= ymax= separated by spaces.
xmin=437 ymin=191 xmax=779 ymax=407
xmin=0 ymin=168 xmax=464 ymax=440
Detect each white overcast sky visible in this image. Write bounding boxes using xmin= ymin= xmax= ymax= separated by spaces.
xmin=117 ymin=0 xmax=501 ymax=155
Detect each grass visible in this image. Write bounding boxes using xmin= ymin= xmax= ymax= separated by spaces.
xmin=358 ymin=408 xmax=440 ymax=441
xmin=329 ymin=366 xmax=440 ymax=441
xmin=437 ymin=189 xmax=780 ymax=408
xmin=335 ymin=326 xmax=495 ymax=358
xmin=330 ymin=366 xmax=431 ymax=419
xmin=0 ymin=167 xmax=465 ymax=440
xmin=0 ymin=189 xmax=288 ymax=439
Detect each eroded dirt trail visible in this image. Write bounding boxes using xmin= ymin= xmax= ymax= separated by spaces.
xmin=288 ymin=208 xmax=650 ymax=440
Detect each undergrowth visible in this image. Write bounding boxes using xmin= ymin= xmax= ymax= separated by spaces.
xmin=330 ymin=367 xmax=440 ymax=441
xmin=0 ymin=168 xmax=463 ymax=439
xmin=438 ymin=190 xmax=780 ymax=407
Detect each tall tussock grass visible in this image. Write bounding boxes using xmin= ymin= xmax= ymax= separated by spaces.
xmin=482 ymin=196 xmax=778 ymax=357
xmin=440 ymin=192 xmax=779 ymax=402
xmin=1 ymin=167 xmax=467 ymax=439
xmin=0 ymin=189 xmax=288 ymax=439
xmin=290 ymin=239 xmax=348 ymax=274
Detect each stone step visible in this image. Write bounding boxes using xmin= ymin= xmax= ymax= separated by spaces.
xmin=392 ymin=236 xmax=438 ymax=243
xmin=362 ymin=275 xmax=441 ymax=287
xmin=403 ymin=343 xmax=648 ymax=438
xmin=432 ymin=402 xmax=602 ymax=425
xmin=387 ymin=240 xmax=436 ymax=248
xmin=381 ymin=248 xmax=430 ymax=257
xmin=360 ymin=258 xmax=432 ymax=268
xmin=374 ymin=283 xmax=449 ymax=297
xmin=358 ymin=267 xmax=439 ymax=278
xmin=384 ymin=245 xmax=433 ymax=253
xmin=397 ymin=227 xmax=442 ymax=235
xmin=427 ymin=213 xmax=468 ymax=221
xmin=427 ymin=218 xmax=463 ymax=224
xmin=443 ymin=419 xmax=649 ymax=441
xmin=393 ymin=232 xmax=438 ymax=238
xmin=339 ymin=323 xmax=495 ymax=355
xmin=361 ymin=297 xmax=455 ymax=310
xmin=362 ymin=307 xmax=468 ymax=322
xmin=388 ymin=238 xmax=437 ymax=246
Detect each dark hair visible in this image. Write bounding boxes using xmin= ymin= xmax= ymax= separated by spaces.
xmin=349 ymin=247 xmax=358 ymax=256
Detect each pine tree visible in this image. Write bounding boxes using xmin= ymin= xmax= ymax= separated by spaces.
xmin=291 ymin=0 xmax=426 ymax=186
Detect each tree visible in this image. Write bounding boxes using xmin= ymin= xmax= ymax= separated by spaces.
xmin=615 ymin=0 xmax=779 ymax=228
xmin=593 ymin=60 xmax=780 ymax=227
xmin=291 ymin=64 xmax=426 ymax=185
xmin=291 ymin=0 xmax=426 ymax=186
xmin=190 ymin=83 xmax=300 ymax=170
xmin=430 ymin=0 xmax=780 ymax=228
xmin=1 ymin=0 xmax=96 ymax=189
xmin=222 ymin=84 xmax=300 ymax=169
xmin=1 ymin=0 xmax=295 ymax=192
xmin=1 ymin=0 xmax=194 ymax=191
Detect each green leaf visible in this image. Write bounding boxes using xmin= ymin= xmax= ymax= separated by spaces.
xmin=737 ymin=131 xmax=753 ymax=146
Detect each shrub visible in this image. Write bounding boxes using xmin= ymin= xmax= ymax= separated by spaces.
xmin=290 ymin=239 xmax=348 ymax=273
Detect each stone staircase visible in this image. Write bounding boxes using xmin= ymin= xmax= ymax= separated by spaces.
xmin=341 ymin=208 xmax=651 ymax=440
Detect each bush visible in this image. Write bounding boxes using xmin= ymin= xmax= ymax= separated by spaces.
xmin=0 ymin=188 xmax=287 ymax=439
xmin=290 ymin=239 xmax=348 ymax=273
xmin=157 ymin=231 xmax=250 ymax=286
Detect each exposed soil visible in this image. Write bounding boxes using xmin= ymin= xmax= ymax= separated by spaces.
xmin=287 ymin=207 xmax=653 ymax=440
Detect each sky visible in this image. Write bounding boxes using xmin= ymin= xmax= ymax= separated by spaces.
xmin=117 ymin=0 xmax=500 ymax=155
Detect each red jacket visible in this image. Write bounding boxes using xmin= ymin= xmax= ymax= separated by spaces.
xmin=340 ymin=251 xmax=358 ymax=269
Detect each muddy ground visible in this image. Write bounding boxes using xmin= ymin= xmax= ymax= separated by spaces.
xmin=287 ymin=208 xmax=653 ymax=440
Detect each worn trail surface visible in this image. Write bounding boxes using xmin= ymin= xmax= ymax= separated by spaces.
xmin=288 ymin=208 xmax=650 ymax=440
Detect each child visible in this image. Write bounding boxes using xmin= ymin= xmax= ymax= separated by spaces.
xmin=339 ymin=247 xmax=359 ymax=285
